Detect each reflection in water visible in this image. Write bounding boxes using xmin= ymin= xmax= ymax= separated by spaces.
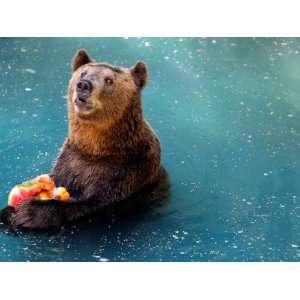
xmin=1 ymin=38 xmax=300 ymax=261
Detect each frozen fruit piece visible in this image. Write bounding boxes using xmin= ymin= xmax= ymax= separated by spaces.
xmin=8 ymin=186 xmax=32 ymax=208
xmin=38 ymin=191 xmax=52 ymax=200
xmin=19 ymin=186 xmax=40 ymax=198
xmin=53 ymin=187 xmax=70 ymax=201
xmin=36 ymin=174 xmax=55 ymax=191
xmin=8 ymin=174 xmax=71 ymax=208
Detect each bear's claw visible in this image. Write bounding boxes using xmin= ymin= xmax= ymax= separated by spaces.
xmin=12 ymin=199 xmax=65 ymax=229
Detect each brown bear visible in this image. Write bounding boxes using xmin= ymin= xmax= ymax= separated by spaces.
xmin=1 ymin=49 xmax=167 ymax=229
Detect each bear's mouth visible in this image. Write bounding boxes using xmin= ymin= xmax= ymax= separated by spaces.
xmin=74 ymin=96 xmax=94 ymax=112
xmin=78 ymin=96 xmax=88 ymax=103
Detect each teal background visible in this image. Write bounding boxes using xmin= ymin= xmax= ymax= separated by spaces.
xmin=1 ymin=38 xmax=300 ymax=261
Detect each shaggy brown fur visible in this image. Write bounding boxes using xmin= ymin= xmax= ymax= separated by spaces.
xmin=1 ymin=49 xmax=165 ymax=229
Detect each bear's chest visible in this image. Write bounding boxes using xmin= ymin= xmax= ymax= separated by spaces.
xmin=52 ymin=149 xmax=113 ymax=197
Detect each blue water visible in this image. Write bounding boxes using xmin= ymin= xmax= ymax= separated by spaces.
xmin=1 ymin=37 xmax=300 ymax=261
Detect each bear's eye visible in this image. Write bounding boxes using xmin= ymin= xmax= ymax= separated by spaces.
xmin=80 ymin=71 xmax=87 ymax=79
xmin=104 ymin=77 xmax=114 ymax=85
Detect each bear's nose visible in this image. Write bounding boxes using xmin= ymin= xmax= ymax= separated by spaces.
xmin=76 ymin=79 xmax=93 ymax=99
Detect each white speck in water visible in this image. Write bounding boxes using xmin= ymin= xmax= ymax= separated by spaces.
xmin=264 ymin=173 xmax=269 ymax=176
xmin=32 ymin=114 xmax=38 ymax=118
xmin=164 ymin=56 xmax=170 ymax=60
xmin=180 ymin=251 xmax=185 ymax=255
xmin=25 ymin=87 xmax=32 ymax=92
xmin=25 ymin=68 xmax=36 ymax=74
xmin=278 ymin=52 xmax=283 ymax=56
xmin=263 ymin=76 xmax=269 ymax=80
xmin=212 ymin=40 xmax=217 ymax=44
xmin=291 ymin=244 xmax=299 ymax=248
xmin=172 ymin=235 xmax=179 ymax=240
xmin=99 ymin=258 xmax=110 ymax=262
xmin=232 ymin=245 xmax=238 ymax=249
xmin=144 ymin=41 xmax=150 ymax=47
xmin=21 ymin=110 xmax=27 ymax=114
xmin=288 ymin=114 xmax=294 ymax=118
xmin=238 ymin=230 xmax=244 ymax=234
xmin=240 ymin=101 xmax=244 ymax=105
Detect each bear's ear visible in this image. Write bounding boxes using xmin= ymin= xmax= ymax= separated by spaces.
xmin=71 ymin=49 xmax=92 ymax=72
xmin=130 ymin=61 xmax=148 ymax=89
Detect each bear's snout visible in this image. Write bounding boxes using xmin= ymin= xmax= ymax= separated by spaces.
xmin=76 ymin=79 xmax=93 ymax=100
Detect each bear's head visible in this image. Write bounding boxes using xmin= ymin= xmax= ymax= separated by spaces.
xmin=68 ymin=49 xmax=148 ymax=125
